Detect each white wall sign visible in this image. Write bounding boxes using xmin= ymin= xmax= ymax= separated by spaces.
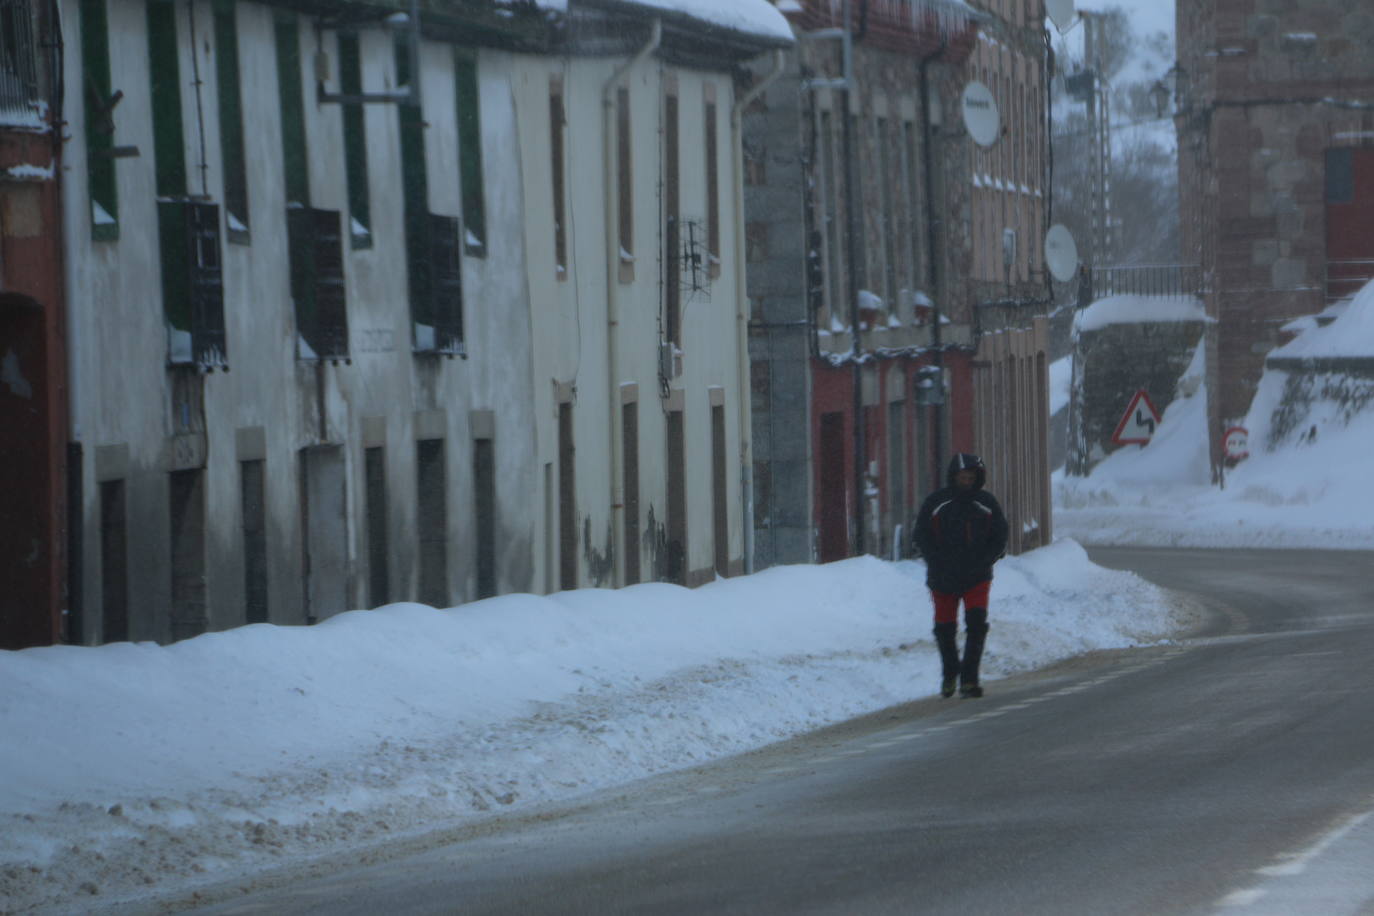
xmin=962 ymin=81 xmax=1000 ymax=148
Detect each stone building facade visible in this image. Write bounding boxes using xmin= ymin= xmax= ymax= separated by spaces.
xmin=747 ymin=0 xmax=1053 ymax=568
xmin=1174 ymin=0 xmax=1374 ymax=480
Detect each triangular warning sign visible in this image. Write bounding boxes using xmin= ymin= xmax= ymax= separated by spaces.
xmin=1111 ymin=389 xmax=1162 ymax=446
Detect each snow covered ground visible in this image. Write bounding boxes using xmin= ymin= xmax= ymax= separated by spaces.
xmin=2 ymin=544 xmax=1197 ymax=913
xmin=7 ymin=285 xmax=1374 ymax=913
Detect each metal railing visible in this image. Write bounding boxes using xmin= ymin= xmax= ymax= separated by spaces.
xmin=0 ymin=0 xmax=39 ymax=120
xmin=1089 ymin=264 xmax=1202 ymax=299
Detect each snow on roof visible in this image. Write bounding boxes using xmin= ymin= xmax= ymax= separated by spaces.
xmin=1073 ymin=293 xmax=1209 ymax=334
xmin=610 ymin=0 xmax=794 ymax=42
xmin=1270 ymin=279 xmax=1374 ymax=360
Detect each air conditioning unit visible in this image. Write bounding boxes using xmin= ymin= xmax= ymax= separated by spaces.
xmin=659 ymin=340 xmax=682 ymax=380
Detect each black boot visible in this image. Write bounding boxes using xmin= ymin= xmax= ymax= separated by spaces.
xmin=933 ymin=622 xmax=960 ymax=697
xmin=960 ymin=607 xmax=989 ymax=698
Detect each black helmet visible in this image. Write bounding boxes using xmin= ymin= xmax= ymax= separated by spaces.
xmin=946 ymin=453 xmax=986 ymax=489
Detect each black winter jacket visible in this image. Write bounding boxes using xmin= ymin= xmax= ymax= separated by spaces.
xmin=913 ymin=454 xmax=1009 ymax=594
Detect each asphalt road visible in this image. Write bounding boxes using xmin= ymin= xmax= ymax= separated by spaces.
xmin=181 ymin=548 xmax=1374 ymax=916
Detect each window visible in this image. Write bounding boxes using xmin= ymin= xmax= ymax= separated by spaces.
xmin=558 ymin=402 xmax=576 ymax=591
xmin=551 ymin=75 xmax=567 ymax=279
xmin=704 ymin=87 xmax=720 ymax=278
xmin=664 ymin=84 xmax=680 ymax=344
xmin=617 ymin=85 xmax=633 ymax=281
xmin=622 ymin=401 xmax=640 ymax=585
xmin=0 ymin=0 xmax=37 ymax=114
xmin=878 ymin=117 xmax=897 ymax=307
xmin=274 ymin=14 xmax=309 ymax=208
xmin=168 ymin=469 xmax=207 ymax=641
xmin=711 ymin=402 xmax=728 ymax=578
xmin=339 ymin=31 xmax=371 ymax=249
xmin=416 ymin=439 xmax=449 ymax=607
xmin=288 ymin=207 xmax=348 ymax=360
xmin=99 ymin=479 xmax=128 ymax=643
xmin=213 ymin=0 xmax=249 ymax=241
xmin=147 ymin=0 xmax=187 ymax=197
xmin=80 ymin=0 xmax=119 ymax=240
xmin=473 ymin=437 xmax=496 ymax=599
xmin=241 ymin=458 xmax=268 ymax=623
xmin=364 ymin=447 xmax=388 ymax=606
xmin=455 ymin=50 xmax=486 ymax=256
xmin=413 ymin=213 xmax=464 ymax=354
xmin=159 ymin=201 xmax=228 ymax=367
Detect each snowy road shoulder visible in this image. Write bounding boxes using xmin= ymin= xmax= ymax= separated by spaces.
xmin=0 ymin=540 xmax=1198 ymax=913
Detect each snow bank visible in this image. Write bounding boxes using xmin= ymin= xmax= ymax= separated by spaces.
xmin=0 ymin=546 xmax=1192 ymax=912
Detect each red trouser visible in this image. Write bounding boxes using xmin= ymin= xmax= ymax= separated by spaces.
xmin=930 ymin=580 xmax=991 ymax=625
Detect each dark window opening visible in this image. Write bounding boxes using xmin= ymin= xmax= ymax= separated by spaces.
xmin=146 ymin=0 xmax=187 ymax=198
xmin=80 ymin=0 xmax=120 ymax=240
xmin=241 ymin=458 xmax=268 ymax=624
xmin=664 ymin=89 xmax=681 ymax=345
xmin=558 ymin=402 xmax=576 ymax=590
xmin=455 ymin=51 xmax=486 ymax=256
xmin=622 ymin=402 xmax=640 ymax=585
xmin=159 ymin=201 xmax=227 ymax=368
xmin=288 ymin=207 xmax=348 ymax=360
xmin=417 ymin=439 xmax=449 ymax=607
xmin=364 ymin=446 xmax=389 ymax=607
xmin=705 ymin=97 xmax=720 ymax=277
xmin=213 ymin=0 xmax=249 ymax=241
xmin=617 ymin=86 xmax=633 ymax=280
xmin=99 ymin=479 xmax=128 ymax=643
xmin=711 ymin=404 xmax=728 ymax=578
xmin=275 ymin=15 xmax=309 ymax=208
xmin=665 ymin=409 xmax=686 ymax=586
xmin=411 ymin=213 xmax=464 ymax=354
xmin=339 ymin=31 xmax=371 ymax=249
xmin=169 ymin=469 xmax=207 ymax=641
xmin=474 ymin=437 xmax=496 ymax=599
xmin=551 ymin=77 xmax=567 ymax=279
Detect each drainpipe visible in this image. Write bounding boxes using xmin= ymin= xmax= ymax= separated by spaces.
xmin=603 ymin=19 xmax=660 ymax=588
xmin=732 ymin=48 xmax=786 ymax=576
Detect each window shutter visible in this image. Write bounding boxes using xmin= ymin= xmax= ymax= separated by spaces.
xmin=429 ymin=213 xmax=464 ymax=354
xmin=188 ymin=202 xmax=226 ymax=366
xmin=313 ymin=208 xmax=348 ymax=358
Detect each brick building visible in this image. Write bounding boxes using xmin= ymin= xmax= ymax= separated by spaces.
xmin=747 ymin=0 xmax=1053 ymax=568
xmin=1174 ymin=0 xmax=1374 ymax=479
xmin=0 ymin=0 xmax=66 ymax=649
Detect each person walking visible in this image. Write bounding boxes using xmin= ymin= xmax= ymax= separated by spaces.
xmin=913 ymin=453 xmax=1009 ymax=698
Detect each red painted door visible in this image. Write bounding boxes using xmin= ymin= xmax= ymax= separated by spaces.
xmin=818 ymin=412 xmax=849 ymax=562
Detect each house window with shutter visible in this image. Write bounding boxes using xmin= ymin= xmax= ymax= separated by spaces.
xmin=80 ymin=0 xmax=119 ymax=240
xmin=159 ymin=201 xmax=227 ymax=368
xmin=704 ymin=85 xmax=719 ymax=279
xmin=420 ymin=213 xmax=464 ymax=354
xmin=288 ymin=208 xmax=349 ymax=360
xmin=213 ymin=0 xmax=249 ymax=242
xmin=455 ymin=50 xmax=485 ymax=257
xmin=550 ymin=75 xmax=567 ymax=280
xmin=339 ymin=31 xmax=371 ymax=249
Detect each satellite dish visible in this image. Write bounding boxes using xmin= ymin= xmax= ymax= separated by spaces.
xmin=1045 ymin=224 xmax=1079 ymax=282
xmin=1046 ymin=0 xmax=1074 ymax=31
xmin=961 ymin=82 xmax=999 ymax=148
